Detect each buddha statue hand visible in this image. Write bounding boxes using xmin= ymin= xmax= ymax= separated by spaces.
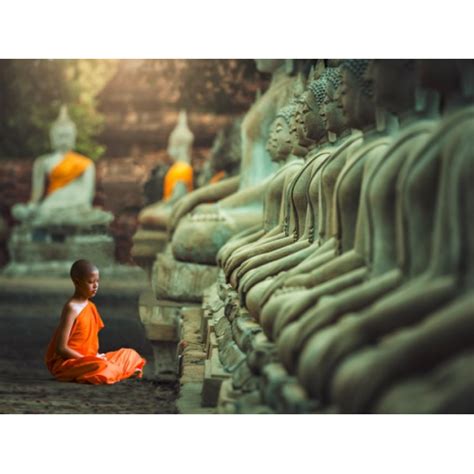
xmin=260 ymin=271 xmax=292 ymax=306
xmin=273 ymin=285 xmax=307 ymax=298
xmin=167 ymin=199 xmax=187 ymax=236
xmin=282 ymin=273 xmax=312 ymax=289
xmin=190 ymin=212 xmax=226 ymax=222
xmin=189 ymin=203 xmax=226 ymax=221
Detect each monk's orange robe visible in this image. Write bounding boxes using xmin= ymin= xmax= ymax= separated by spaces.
xmin=163 ymin=161 xmax=193 ymax=201
xmin=46 ymin=151 xmax=92 ymax=196
xmin=45 ymin=301 xmax=146 ymax=384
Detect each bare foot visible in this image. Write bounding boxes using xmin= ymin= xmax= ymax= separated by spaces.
xmin=130 ymin=368 xmax=143 ymax=379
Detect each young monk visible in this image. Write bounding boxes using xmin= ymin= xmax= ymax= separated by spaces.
xmin=45 ymin=259 xmax=146 ymax=384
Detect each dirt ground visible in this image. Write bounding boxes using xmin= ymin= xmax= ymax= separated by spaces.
xmin=0 ymin=359 xmax=179 ymax=414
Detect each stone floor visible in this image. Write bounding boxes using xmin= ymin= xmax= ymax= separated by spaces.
xmin=0 ymin=360 xmax=178 ymax=414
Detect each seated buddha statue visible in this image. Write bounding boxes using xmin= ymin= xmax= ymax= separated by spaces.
xmin=257 ymin=60 xmax=399 ymax=342
xmin=168 ymin=60 xmax=297 ymax=266
xmin=196 ymin=117 xmax=242 ymax=188
xmin=167 ymin=117 xmax=244 ymax=237
xmin=137 ymin=110 xmax=194 ymax=232
xmin=12 ymin=106 xmax=110 ymax=226
xmin=131 ymin=110 xmax=195 ymax=273
xmin=321 ymin=60 xmax=474 ymax=413
xmin=235 ymin=67 xmax=366 ymax=320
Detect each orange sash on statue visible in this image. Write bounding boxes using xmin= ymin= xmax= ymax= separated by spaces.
xmin=209 ymin=170 xmax=226 ymax=184
xmin=46 ymin=151 xmax=92 ymax=196
xmin=45 ymin=301 xmax=146 ymax=384
xmin=163 ymin=161 xmax=193 ymax=200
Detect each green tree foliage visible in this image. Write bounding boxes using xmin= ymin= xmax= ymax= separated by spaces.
xmin=0 ymin=59 xmax=117 ymax=160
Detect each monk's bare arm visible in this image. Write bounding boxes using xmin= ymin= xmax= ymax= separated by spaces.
xmin=56 ymin=303 xmax=84 ymax=359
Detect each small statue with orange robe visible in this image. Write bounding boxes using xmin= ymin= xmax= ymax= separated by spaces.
xmin=137 ymin=110 xmax=194 ymax=230
xmin=45 ymin=259 xmax=146 ymax=384
xmin=12 ymin=106 xmax=112 ymax=226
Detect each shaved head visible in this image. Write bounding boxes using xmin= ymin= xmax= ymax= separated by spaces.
xmin=70 ymin=259 xmax=98 ymax=282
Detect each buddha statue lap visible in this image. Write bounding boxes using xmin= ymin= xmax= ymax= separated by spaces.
xmin=374 ymin=349 xmax=474 ymax=414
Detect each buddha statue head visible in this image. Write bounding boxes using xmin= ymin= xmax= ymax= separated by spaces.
xmin=370 ymin=60 xmax=417 ymax=115
xmin=267 ymin=105 xmax=296 ymax=162
xmin=340 ymin=59 xmax=375 ymax=129
xmin=322 ymin=67 xmax=347 ymax=135
xmin=293 ymin=74 xmax=328 ymax=150
xmin=50 ymin=105 xmax=77 ymax=153
xmin=417 ymin=59 xmax=474 ymax=100
xmin=167 ymin=109 xmax=194 ymax=163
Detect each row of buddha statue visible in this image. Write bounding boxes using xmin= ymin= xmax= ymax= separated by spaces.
xmin=137 ymin=58 xmax=474 ymax=413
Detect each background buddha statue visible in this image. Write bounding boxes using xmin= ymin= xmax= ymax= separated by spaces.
xmin=196 ymin=117 xmax=242 ymax=188
xmin=137 ymin=110 xmax=194 ymax=231
xmin=169 ymin=59 xmax=297 ymax=265
xmin=170 ymin=117 xmax=244 ymax=248
xmin=11 ymin=106 xmax=111 ymax=226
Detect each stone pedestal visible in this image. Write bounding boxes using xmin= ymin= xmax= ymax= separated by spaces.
xmin=131 ymin=227 xmax=168 ymax=276
xmin=152 ymin=250 xmax=219 ymax=303
xmin=5 ymin=221 xmax=115 ymax=276
xmin=202 ymin=349 xmax=231 ymax=407
xmin=138 ymin=290 xmax=182 ymax=381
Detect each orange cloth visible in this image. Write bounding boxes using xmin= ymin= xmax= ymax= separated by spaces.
xmin=209 ymin=170 xmax=226 ymax=184
xmin=45 ymin=301 xmax=146 ymax=384
xmin=46 ymin=151 xmax=92 ymax=196
xmin=163 ymin=161 xmax=193 ymax=200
